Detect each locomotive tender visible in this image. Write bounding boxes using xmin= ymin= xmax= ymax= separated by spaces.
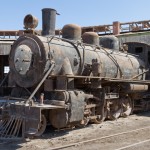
xmin=0 ymin=8 xmax=150 ymax=138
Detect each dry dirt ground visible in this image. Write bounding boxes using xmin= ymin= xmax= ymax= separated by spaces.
xmin=0 ymin=111 xmax=150 ymax=150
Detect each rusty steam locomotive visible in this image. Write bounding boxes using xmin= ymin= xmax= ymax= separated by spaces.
xmin=0 ymin=8 xmax=150 ymax=139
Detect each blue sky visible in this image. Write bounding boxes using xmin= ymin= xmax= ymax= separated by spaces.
xmin=0 ymin=0 xmax=150 ymax=30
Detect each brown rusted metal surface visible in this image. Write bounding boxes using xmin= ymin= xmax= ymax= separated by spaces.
xmin=82 ymin=20 xmax=150 ymax=35
xmin=113 ymin=21 xmax=120 ymax=35
xmin=0 ymin=30 xmax=23 ymax=37
xmin=1 ymin=8 xmax=150 ymax=140
xmin=59 ymin=19 xmax=150 ymax=35
xmin=3 ymin=28 xmax=150 ymax=138
xmin=0 ymin=19 xmax=150 ymax=38
xmin=82 ymin=32 xmax=99 ymax=45
xmin=24 ymin=14 xmax=38 ymax=30
xmin=62 ymin=24 xmax=81 ymax=41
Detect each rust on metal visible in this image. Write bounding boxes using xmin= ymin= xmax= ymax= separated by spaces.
xmin=0 ymin=8 xmax=150 ymax=140
xmin=24 ymin=14 xmax=39 ymax=30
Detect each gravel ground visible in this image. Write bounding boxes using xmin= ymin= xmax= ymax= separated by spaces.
xmin=0 ymin=111 xmax=150 ymax=150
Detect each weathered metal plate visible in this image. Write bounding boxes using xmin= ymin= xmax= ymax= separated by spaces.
xmin=69 ymin=91 xmax=85 ymax=123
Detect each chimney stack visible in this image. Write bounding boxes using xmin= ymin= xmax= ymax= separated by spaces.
xmin=42 ymin=8 xmax=58 ymax=36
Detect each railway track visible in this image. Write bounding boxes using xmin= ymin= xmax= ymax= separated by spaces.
xmin=115 ymin=139 xmax=150 ymax=150
xmin=0 ymin=112 xmax=150 ymax=150
xmin=48 ymin=126 xmax=150 ymax=150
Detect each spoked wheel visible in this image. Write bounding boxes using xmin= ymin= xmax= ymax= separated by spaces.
xmin=109 ymin=100 xmax=122 ymax=120
xmin=35 ymin=115 xmax=47 ymax=137
xmin=121 ymin=97 xmax=133 ymax=117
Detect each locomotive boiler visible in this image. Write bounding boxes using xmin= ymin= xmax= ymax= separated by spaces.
xmin=0 ymin=8 xmax=149 ymax=139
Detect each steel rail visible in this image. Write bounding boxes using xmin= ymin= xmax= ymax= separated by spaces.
xmin=115 ymin=139 xmax=150 ymax=150
xmin=48 ymin=126 xmax=150 ymax=150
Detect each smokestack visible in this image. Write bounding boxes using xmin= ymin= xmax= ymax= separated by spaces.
xmin=42 ymin=8 xmax=58 ymax=36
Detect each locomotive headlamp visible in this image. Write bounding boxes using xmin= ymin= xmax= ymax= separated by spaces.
xmin=24 ymin=14 xmax=38 ymax=30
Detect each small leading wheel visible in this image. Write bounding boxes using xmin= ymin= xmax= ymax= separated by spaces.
xmin=121 ymin=97 xmax=133 ymax=117
xmin=35 ymin=114 xmax=47 ymax=137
